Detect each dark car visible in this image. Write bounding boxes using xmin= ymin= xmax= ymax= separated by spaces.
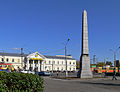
xmin=36 ymin=71 xmax=51 ymax=76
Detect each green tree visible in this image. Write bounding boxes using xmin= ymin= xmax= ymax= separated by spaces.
xmin=76 ymin=61 xmax=80 ymax=69
xmin=96 ymin=62 xmax=105 ymax=67
xmin=105 ymin=61 xmax=113 ymax=66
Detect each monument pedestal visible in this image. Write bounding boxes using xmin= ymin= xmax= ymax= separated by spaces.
xmin=80 ymin=55 xmax=93 ymax=78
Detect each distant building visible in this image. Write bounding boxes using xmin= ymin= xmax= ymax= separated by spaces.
xmin=0 ymin=52 xmax=76 ymax=72
xmin=0 ymin=52 xmax=22 ymax=69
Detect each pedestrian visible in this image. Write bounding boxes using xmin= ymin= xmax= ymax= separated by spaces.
xmin=57 ymin=71 xmax=58 ymax=77
xmin=17 ymin=66 xmax=20 ymax=72
xmin=112 ymin=68 xmax=117 ymax=80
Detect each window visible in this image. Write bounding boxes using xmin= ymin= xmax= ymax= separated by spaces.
xmin=57 ymin=61 xmax=59 ymax=64
xmin=18 ymin=59 xmax=20 ymax=63
xmin=6 ymin=58 xmax=9 ymax=62
xmin=49 ymin=61 xmax=51 ymax=64
xmin=2 ymin=58 xmax=4 ymax=62
xmin=53 ymin=61 xmax=55 ymax=64
xmin=61 ymin=67 xmax=63 ymax=71
xmin=73 ymin=62 xmax=75 ymax=65
xmin=57 ymin=67 xmax=59 ymax=70
xmin=73 ymin=68 xmax=75 ymax=71
xmin=70 ymin=62 xmax=71 ymax=65
xmin=62 ymin=61 xmax=63 ymax=64
xmin=12 ymin=59 xmax=14 ymax=62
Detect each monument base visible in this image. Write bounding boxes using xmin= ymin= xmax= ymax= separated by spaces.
xmin=78 ymin=55 xmax=93 ymax=78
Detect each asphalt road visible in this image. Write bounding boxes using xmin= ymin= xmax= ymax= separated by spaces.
xmin=43 ymin=77 xmax=120 ymax=92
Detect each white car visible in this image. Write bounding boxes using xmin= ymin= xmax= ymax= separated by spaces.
xmin=21 ymin=70 xmax=28 ymax=73
xmin=21 ymin=70 xmax=35 ymax=74
xmin=28 ymin=71 xmax=35 ymax=74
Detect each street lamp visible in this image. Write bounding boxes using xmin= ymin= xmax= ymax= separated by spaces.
xmin=52 ymin=61 xmax=54 ymax=74
xmin=110 ymin=47 xmax=120 ymax=77
xmin=93 ymin=55 xmax=96 ymax=64
xmin=65 ymin=38 xmax=70 ymax=77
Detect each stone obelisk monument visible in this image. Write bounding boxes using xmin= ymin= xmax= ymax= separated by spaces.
xmin=78 ymin=10 xmax=93 ymax=78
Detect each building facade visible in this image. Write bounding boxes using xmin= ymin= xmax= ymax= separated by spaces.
xmin=0 ymin=52 xmax=22 ymax=69
xmin=0 ymin=52 xmax=76 ymax=72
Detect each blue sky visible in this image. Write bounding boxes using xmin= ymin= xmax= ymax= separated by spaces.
xmin=0 ymin=0 xmax=120 ymax=63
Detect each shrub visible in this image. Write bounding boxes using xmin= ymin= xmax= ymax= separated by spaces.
xmin=0 ymin=72 xmax=44 ymax=92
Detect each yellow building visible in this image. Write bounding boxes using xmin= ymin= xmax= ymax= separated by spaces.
xmin=0 ymin=52 xmax=76 ymax=72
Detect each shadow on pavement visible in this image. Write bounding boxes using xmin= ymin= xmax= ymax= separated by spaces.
xmin=81 ymin=81 xmax=120 ymax=86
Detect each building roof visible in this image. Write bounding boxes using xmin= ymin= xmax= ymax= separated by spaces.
xmin=44 ymin=55 xmax=76 ymax=60
xmin=0 ymin=52 xmax=27 ymax=57
xmin=0 ymin=52 xmax=76 ymax=60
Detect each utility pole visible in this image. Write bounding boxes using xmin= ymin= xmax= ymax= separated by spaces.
xmin=114 ymin=51 xmax=116 ymax=72
xmin=65 ymin=45 xmax=67 ymax=77
xmin=93 ymin=55 xmax=96 ymax=64
xmin=110 ymin=47 xmax=120 ymax=79
xmin=21 ymin=48 xmax=23 ymax=70
xmin=52 ymin=61 xmax=54 ymax=74
xmin=65 ymin=38 xmax=70 ymax=77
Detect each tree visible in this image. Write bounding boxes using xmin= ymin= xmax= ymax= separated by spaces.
xmin=116 ymin=60 xmax=120 ymax=67
xmin=105 ymin=61 xmax=113 ymax=66
xmin=76 ymin=61 xmax=80 ymax=69
xmin=119 ymin=62 xmax=120 ymax=67
xmin=96 ymin=62 xmax=105 ymax=67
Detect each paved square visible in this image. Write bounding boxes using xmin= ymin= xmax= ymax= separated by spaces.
xmin=44 ymin=77 xmax=120 ymax=92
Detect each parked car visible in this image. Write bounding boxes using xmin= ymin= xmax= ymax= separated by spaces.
xmin=36 ymin=71 xmax=51 ymax=76
xmin=21 ymin=70 xmax=35 ymax=74
xmin=21 ymin=70 xmax=28 ymax=73
xmin=28 ymin=71 xmax=35 ymax=74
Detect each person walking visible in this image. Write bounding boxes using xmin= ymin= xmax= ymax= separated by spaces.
xmin=112 ymin=68 xmax=117 ymax=80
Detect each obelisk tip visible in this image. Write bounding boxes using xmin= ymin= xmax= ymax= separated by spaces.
xmin=83 ymin=10 xmax=87 ymax=13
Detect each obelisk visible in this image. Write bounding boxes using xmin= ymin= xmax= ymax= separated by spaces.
xmin=78 ymin=10 xmax=93 ymax=78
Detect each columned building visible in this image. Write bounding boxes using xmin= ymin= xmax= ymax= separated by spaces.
xmin=26 ymin=52 xmax=46 ymax=72
xmin=0 ymin=52 xmax=76 ymax=72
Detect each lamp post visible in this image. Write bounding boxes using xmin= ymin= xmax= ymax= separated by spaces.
xmin=65 ymin=38 xmax=70 ymax=77
xmin=93 ymin=55 xmax=96 ymax=64
xmin=21 ymin=48 xmax=23 ymax=70
xmin=52 ymin=61 xmax=54 ymax=74
xmin=110 ymin=47 xmax=120 ymax=77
